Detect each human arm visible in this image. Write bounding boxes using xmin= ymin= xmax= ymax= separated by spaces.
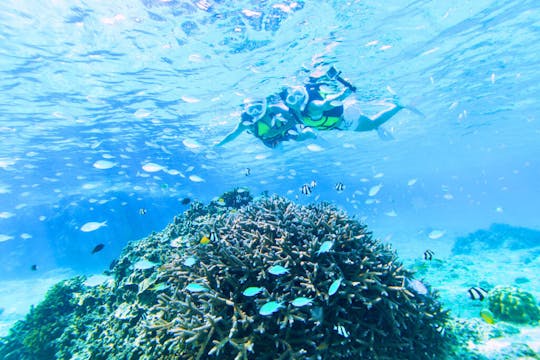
xmin=305 ymin=87 xmax=352 ymax=120
xmin=286 ymin=124 xmax=317 ymax=142
xmin=321 ymin=86 xmax=352 ymax=105
xmin=215 ymin=121 xmax=249 ymax=146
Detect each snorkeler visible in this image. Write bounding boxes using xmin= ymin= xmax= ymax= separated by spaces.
xmin=283 ymin=66 xmax=408 ymax=140
xmin=217 ymin=66 xmax=417 ymax=147
xmin=216 ymin=95 xmax=316 ymax=148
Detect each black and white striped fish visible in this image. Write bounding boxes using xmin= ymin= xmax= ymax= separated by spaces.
xmin=335 ymin=182 xmax=345 ymax=192
xmin=301 ymin=184 xmax=312 ymax=195
xmin=424 ymin=249 xmax=434 ymax=260
xmin=209 ymin=230 xmax=219 ymax=242
xmin=468 ymin=287 xmax=488 ymax=301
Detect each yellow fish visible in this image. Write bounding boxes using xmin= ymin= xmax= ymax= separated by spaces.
xmin=480 ymin=308 xmax=495 ymax=324
xmin=200 ymin=236 xmax=210 ymax=245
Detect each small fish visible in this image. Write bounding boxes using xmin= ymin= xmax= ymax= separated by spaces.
xmin=468 ymin=287 xmax=488 ymax=301
xmin=316 ymin=342 xmax=329 ymax=351
xmin=244 ymin=168 xmax=251 ymax=176
xmin=242 ymin=287 xmax=264 ymax=297
xmin=189 ymin=175 xmax=205 ymax=183
xmin=385 ymin=210 xmax=398 ymax=217
xmin=109 ymin=259 xmax=118 ymax=270
xmin=407 ymin=278 xmax=428 ymax=295
xmin=480 ymin=308 xmax=495 ymax=324
xmin=310 ymin=180 xmax=317 ymax=188
xmin=268 ymin=265 xmax=289 ymax=276
xmin=200 ymin=236 xmax=210 ymax=245
xmin=215 ymin=198 xmax=226 ymax=206
xmin=138 ymin=208 xmax=147 ymax=215
xmin=186 ymin=283 xmax=207 ymax=293
xmin=93 ymin=160 xmax=116 ymax=170
xmin=407 ymin=178 xmax=417 ymax=186
xmin=91 ymin=243 xmax=105 ymax=254
xmin=334 ymin=324 xmax=350 ymax=338
xmin=133 ymin=259 xmax=157 ymax=270
xmin=209 ymin=230 xmax=219 ymax=242
xmin=335 ymin=182 xmax=345 ymax=192
xmin=316 ymin=241 xmax=334 ymax=255
xmin=328 ymin=278 xmax=342 ymax=296
xmin=152 ymin=283 xmax=170 ymax=292
xmin=30 ymin=264 xmax=38 ymax=271
xmin=424 ymin=249 xmax=434 ymax=260
xmin=301 ymin=184 xmax=312 ymax=195
xmin=181 ymin=197 xmax=191 ymax=205
xmin=291 ymin=297 xmax=313 ymax=307
xmin=183 ymin=256 xmax=197 ymax=267
xmin=81 ymin=221 xmax=107 ymax=232
xmin=368 ymin=184 xmax=382 ymax=197
xmin=428 ymin=230 xmax=445 ymax=240
xmin=259 ymin=301 xmax=283 ymax=316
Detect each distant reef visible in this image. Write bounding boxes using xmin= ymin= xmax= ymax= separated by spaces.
xmin=0 ymin=190 xmax=452 ymax=359
xmin=452 ymin=223 xmax=540 ymax=255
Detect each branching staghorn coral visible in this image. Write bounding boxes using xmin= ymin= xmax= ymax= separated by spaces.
xmin=144 ymin=195 xmax=450 ymax=359
xmin=0 ymin=191 xmax=451 ymax=360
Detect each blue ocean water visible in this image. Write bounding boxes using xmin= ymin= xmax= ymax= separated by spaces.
xmin=0 ymin=0 xmax=538 ymax=288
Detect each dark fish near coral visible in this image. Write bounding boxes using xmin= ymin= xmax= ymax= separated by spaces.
xmin=244 ymin=167 xmax=251 ymax=176
xmin=468 ymin=287 xmax=488 ymax=300
xmin=139 ymin=208 xmax=147 ymax=215
xmin=335 ymin=182 xmax=345 ymax=192
xmin=109 ymin=259 xmax=118 ymax=270
xmin=301 ymin=184 xmax=312 ymax=195
xmin=30 ymin=264 xmax=38 ymax=271
xmin=91 ymin=243 xmax=105 ymax=254
xmin=424 ymin=249 xmax=434 ymax=260
xmin=181 ymin=197 xmax=191 ymax=205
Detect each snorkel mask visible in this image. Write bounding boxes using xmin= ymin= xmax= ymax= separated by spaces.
xmin=285 ymin=86 xmax=308 ymax=111
xmin=243 ymin=97 xmax=267 ymax=122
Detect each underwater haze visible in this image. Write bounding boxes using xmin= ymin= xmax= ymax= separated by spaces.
xmin=0 ymin=0 xmax=539 ymax=352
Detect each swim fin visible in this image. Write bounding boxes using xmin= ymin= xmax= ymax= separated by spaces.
xmin=377 ymin=126 xmax=395 ymax=141
xmin=404 ymin=104 xmax=426 ymax=118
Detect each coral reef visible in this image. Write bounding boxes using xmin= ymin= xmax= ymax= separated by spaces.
xmin=452 ymin=223 xmax=540 ymax=255
xmin=0 ymin=193 xmax=451 ymax=359
xmin=487 ymin=286 xmax=540 ymax=324
xmin=0 ymin=277 xmax=85 ymax=360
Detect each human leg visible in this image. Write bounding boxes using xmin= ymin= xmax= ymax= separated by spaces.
xmin=341 ymin=99 xmax=402 ymax=132
xmin=366 ymin=102 xmax=404 ymax=130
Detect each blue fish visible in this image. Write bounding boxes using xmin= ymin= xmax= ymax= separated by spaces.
xmin=183 ymin=256 xmax=197 ymax=267
xmin=316 ymin=241 xmax=333 ymax=255
xmin=186 ymin=283 xmax=207 ymax=293
xmin=328 ymin=278 xmax=342 ymax=296
xmin=242 ymin=287 xmax=264 ymax=297
xmin=259 ymin=301 xmax=283 ymax=316
xmin=268 ymin=265 xmax=289 ymax=276
xmin=291 ymin=297 xmax=313 ymax=307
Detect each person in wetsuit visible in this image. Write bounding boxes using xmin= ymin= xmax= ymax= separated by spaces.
xmin=216 ymin=95 xmax=316 ymax=148
xmin=283 ymin=66 xmax=405 ymax=139
xmin=217 ymin=66 xmax=415 ymax=147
